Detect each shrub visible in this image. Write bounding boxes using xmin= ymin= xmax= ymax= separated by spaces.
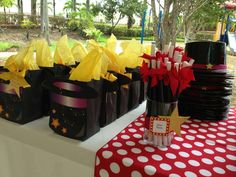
xmin=83 ymin=28 xmax=103 ymax=41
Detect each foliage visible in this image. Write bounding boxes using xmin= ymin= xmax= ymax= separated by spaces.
xmin=0 ymin=41 xmax=19 ymax=52
xmin=20 ymin=19 xmax=37 ymax=29
xmin=63 ymin=0 xmax=80 ymax=17
xmin=83 ymin=28 xmax=103 ymax=41
xmin=0 ymin=0 xmax=14 ymax=8
xmin=90 ymin=3 xmax=102 ymax=16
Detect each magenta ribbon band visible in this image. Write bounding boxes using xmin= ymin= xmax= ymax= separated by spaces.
xmin=0 ymin=83 xmax=16 ymax=95
xmin=53 ymin=82 xmax=83 ymax=92
xmin=51 ymin=93 xmax=87 ymax=108
xmin=192 ymin=64 xmax=227 ymax=70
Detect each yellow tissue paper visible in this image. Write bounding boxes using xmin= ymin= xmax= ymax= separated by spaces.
xmin=69 ymin=48 xmax=103 ymax=82
xmin=35 ymin=39 xmax=53 ymax=67
xmin=54 ymin=35 xmax=75 ymax=65
xmin=71 ymin=41 xmax=88 ymax=62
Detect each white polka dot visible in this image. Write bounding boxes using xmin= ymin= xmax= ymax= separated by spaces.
xmin=122 ymin=157 xmax=134 ymax=167
xmin=214 ymin=156 xmax=226 ymax=163
xmin=200 ymin=123 xmax=209 ymax=127
xmin=202 ymin=158 xmax=213 ymax=165
xmin=169 ymin=174 xmax=180 ymax=177
xmin=184 ymin=171 xmax=197 ymax=177
xmin=210 ymin=122 xmax=218 ymax=126
xmin=110 ymin=162 xmax=120 ymax=174
xmin=183 ymin=143 xmax=193 ymax=148
xmin=228 ymin=120 xmax=236 ymax=124
xmin=216 ymin=139 xmax=226 ymax=144
xmin=174 ymin=161 xmax=186 ymax=168
xmin=135 ymin=122 xmax=142 ymax=126
xmin=170 ymin=144 xmax=180 ymax=150
xmin=190 ymin=124 xmax=199 ymax=128
xmin=226 ymin=165 xmax=236 ymax=172
xmin=186 ymin=120 xmax=192 ymax=123
xmin=227 ymin=131 xmax=236 ymax=135
xmin=217 ymin=133 xmax=226 ymax=137
xmin=188 ymin=160 xmax=200 ymax=167
xmin=215 ymin=147 xmax=226 ymax=153
xmin=181 ymin=124 xmax=190 ymax=128
xmin=128 ymin=128 xmax=137 ymax=133
xmin=228 ymin=126 xmax=236 ymax=129
xmin=131 ymin=170 xmax=142 ymax=177
xmin=152 ymin=155 xmax=163 ymax=161
xmin=160 ymin=163 xmax=172 ymax=171
xmin=218 ymin=127 xmax=226 ymax=131
xmin=192 ymin=150 xmax=202 ymax=156
xmin=144 ymin=165 xmax=156 ymax=176
xmin=199 ymin=169 xmax=212 ymax=176
xmin=193 ymin=119 xmax=201 ymax=122
xmin=203 ymin=149 xmax=214 ymax=154
xmin=126 ymin=141 xmax=135 ymax=146
xmin=166 ymin=153 xmax=177 ymax=159
xmin=131 ymin=148 xmax=142 ymax=154
xmin=199 ymin=128 xmax=207 ymax=133
xmin=227 ymin=138 xmax=236 ymax=143
xmin=158 ymin=147 xmax=168 ymax=151
xmin=138 ymin=140 xmax=147 ymax=145
xmin=140 ymin=118 xmax=145 ymax=121
xmin=188 ymin=129 xmax=197 ymax=134
xmin=175 ymin=137 xmax=184 ymax=141
xmin=227 ymin=145 xmax=236 ymax=151
xmin=213 ymin=167 xmax=225 ymax=174
xmin=139 ymin=127 xmax=144 ymax=132
xmin=194 ymin=142 xmax=204 ymax=147
xmin=128 ymin=124 xmax=132 ymax=127
xmin=99 ymin=169 xmax=109 ymax=177
xmin=226 ymin=154 xmax=236 ymax=160
xmin=208 ymin=128 xmax=217 ymax=132
xmin=179 ymin=151 xmax=190 ymax=158
xmin=121 ymin=130 xmax=126 ymax=133
xmin=219 ymin=122 xmax=227 ymax=125
xmin=117 ymin=149 xmax=127 ymax=155
xmin=197 ymin=135 xmax=206 ymax=139
xmin=181 ymin=130 xmax=187 ymax=134
xmin=103 ymin=144 xmax=109 ymax=148
xmin=145 ymin=147 xmax=155 ymax=153
xmin=185 ymin=135 xmax=195 ymax=140
xmin=207 ymin=134 xmax=216 ymax=138
xmin=102 ymin=151 xmax=113 ymax=159
xmin=112 ymin=142 xmax=122 ymax=147
xmin=113 ymin=137 xmax=118 ymax=140
xmin=137 ymin=156 xmax=148 ymax=163
xmin=133 ymin=134 xmax=142 ymax=138
xmin=96 ymin=157 xmax=100 ymax=166
xmin=205 ymin=140 xmax=216 ymax=146
xmin=121 ymin=135 xmax=130 ymax=139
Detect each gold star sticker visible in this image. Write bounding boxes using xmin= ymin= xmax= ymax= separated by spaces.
xmin=62 ymin=127 xmax=67 ymax=134
xmin=52 ymin=109 xmax=56 ymax=114
xmin=51 ymin=118 xmax=60 ymax=128
xmin=159 ymin=106 xmax=189 ymax=137
xmin=0 ymin=105 xmax=3 ymax=113
xmin=0 ymin=72 xmax=30 ymax=97
xmin=206 ymin=63 xmax=213 ymax=69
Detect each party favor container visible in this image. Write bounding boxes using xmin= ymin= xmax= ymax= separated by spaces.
xmin=43 ymin=78 xmax=102 ymax=141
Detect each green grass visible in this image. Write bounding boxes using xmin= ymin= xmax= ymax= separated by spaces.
xmin=0 ymin=41 xmax=20 ymax=52
xmin=50 ymin=38 xmax=77 ymax=51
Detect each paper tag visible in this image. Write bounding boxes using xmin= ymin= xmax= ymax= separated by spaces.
xmin=149 ymin=116 xmax=170 ymax=136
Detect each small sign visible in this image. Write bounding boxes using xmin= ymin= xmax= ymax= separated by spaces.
xmin=149 ymin=116 xmax=170 ymax=136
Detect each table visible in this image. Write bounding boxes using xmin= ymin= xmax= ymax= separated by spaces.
xmin=95 ymin=107 xmax=236 ymax=177
xmin=0 ymin=102 xmax=146 ymax=177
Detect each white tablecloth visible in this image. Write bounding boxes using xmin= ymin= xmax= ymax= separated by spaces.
xmin=0 ymin=103 xmax=145 ymax=177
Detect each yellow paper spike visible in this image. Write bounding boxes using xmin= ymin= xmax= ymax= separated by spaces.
xmin=23 ymin=42 xmax=39 ymax=71
xmin=4 ymin=55 xmax=18 ymax=72
xmin=36 ymin=39 xmax=53 ymax=67
xmin=101 ymin=72 xmax=117 ymax=82
xmin=54 ymin=35 xmax=75 ymax=65
xmin=106 ymin=34 xmax=117 ymax=52
xmin=69 ymin=49 xmax=103 ymax=82
xmin=71 ymin=41 xmax=88 ymax=62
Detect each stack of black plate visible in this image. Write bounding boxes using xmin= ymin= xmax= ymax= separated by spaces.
xmin=179 ymin=41 xmax=234 ymax=120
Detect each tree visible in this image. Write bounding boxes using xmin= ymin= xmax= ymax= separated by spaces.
xmin=53 ymin=0 xmax=55 ymax=17
xmin=86 ymin=0 xmax=90 ymax=11
xmin=31 ymin=0 xmax=37 ymax=22
xmin=102 ymin=0 xmax=123 ymax=32
xmin=17 ymin=0 xmax=23 ymax=22
xmin=0 ymin=0 xmax=14 ymax=23
xmin=151 ymin=0 xmax=214 ymax=49
xmin=40 ymin=0 xmax=50 ymax=44
xmin=64 ymin=0 xmax=80 ymax=17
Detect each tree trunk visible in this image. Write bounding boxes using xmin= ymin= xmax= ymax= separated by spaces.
xmin=31 ymin=0 xmax=37 ymax=23
xmin=4 ymin=7 xmax=6 ymax=23
xmin=72 ymin=0 xmax=76 ymax=12
xmin=127 ymin=16 xmax=133 ymax=29
xmin=86 ymin=0 xmax=90 ymax=11
xmin=151 ymin=0 xmax=160 ymax=49
xmin=40 ymin=0 xmax=44 ymax=35
xmin=53 ymin=0 xmax=56 ymax=17
xmin=17 ymin=0 xmax=23 ymax=22
xmin=43 ymin=0 xmax=50 ymax=44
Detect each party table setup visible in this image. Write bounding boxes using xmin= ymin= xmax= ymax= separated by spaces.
xmin=0 ymin=35 xmax=235 ymax=177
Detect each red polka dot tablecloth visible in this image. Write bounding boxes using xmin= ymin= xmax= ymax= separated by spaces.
xmin=94 ymin=107 xmax=236 ymax=177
